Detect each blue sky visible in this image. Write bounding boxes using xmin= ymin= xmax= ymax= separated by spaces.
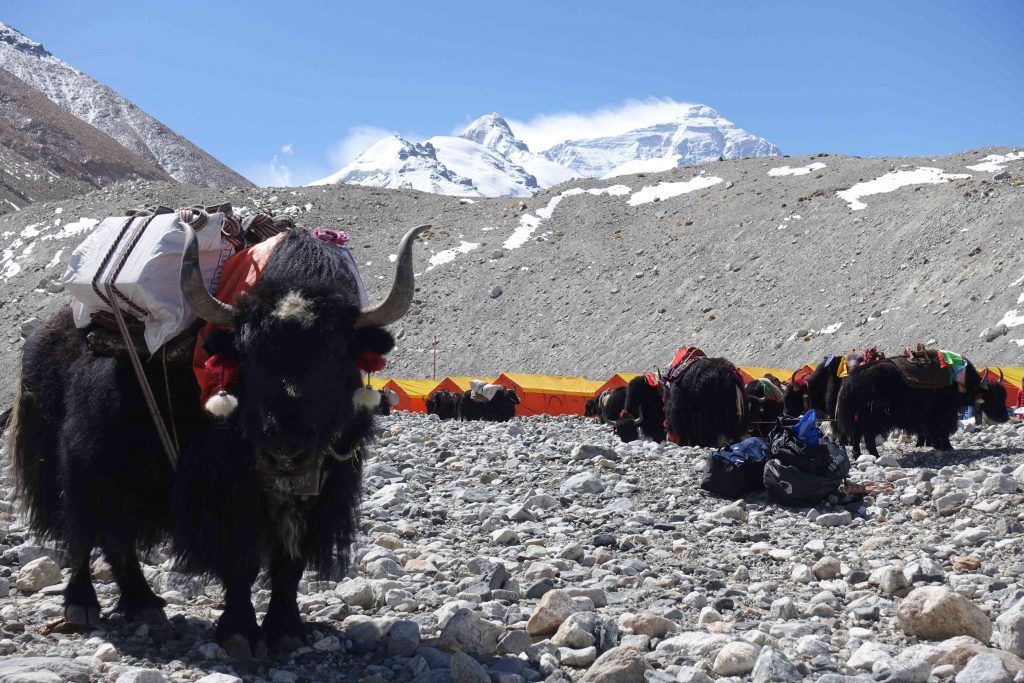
xmin=3 ymin=1 xmax=1022 ymax=186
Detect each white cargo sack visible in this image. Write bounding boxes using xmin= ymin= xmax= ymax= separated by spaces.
xmin=64 ymin=212 xmax=235 ymax=354
xmin=469 ymin=380 xmax=501 ymax=402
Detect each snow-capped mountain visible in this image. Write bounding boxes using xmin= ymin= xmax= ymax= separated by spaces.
xmin=460 ymin=113 xmax=578 ymax=187
xmin=544 ymin=104 xmax=781 ymax=179
xmin=311 ymin=115 xmax=558 ymax=197
xmin=315 ymin=107 xmax=778 ymax=196
xmin=310 ymin=136 xmax=480 ymax=195
xmin=0 ymin=22 xmax=251 ymax=188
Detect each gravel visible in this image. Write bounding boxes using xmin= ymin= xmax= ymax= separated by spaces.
xmin=1 ymin=412 xmax=1023 ymax=681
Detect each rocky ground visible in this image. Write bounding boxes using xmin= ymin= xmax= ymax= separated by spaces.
xmin=1 ymin=147 xmax=1023 ymax=407
xmin=2 ymin=414 xmax=1024 ymax=682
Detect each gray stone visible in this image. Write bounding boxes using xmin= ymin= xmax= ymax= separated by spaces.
xmin=997 ymin=598 xmax=1024 ymax=656
xmin=816 ymin=511 xmax=853 ymax=527
xmin=15 ymin=556 xmax=61 ymax=594
xmin=561 ymin=472 xmax=605 ymax=494
xmin=751 ymin=646 xmax=802 ymax=683
xmin=713 ymin=641 xmax=760 ymax=676
xmin=389 ymin=619 xmax=421 ymax=657
xmin=579 ymin=645 xmax=651 ymax=682
xmin=955 ymin=653 xmax=1011 ymax=683
xmin=440 ymin=608 xmax=504 ymax=657
xmin=450 ymin=651 xmax=490 ymax=683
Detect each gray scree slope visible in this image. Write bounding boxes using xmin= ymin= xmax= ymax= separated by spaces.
xmin=0 ymin=148 xmax=1020 ymax=406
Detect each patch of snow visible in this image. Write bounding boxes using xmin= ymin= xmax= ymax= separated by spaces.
xmin=459 ymin=198 xmax=476 ymax=205
xmin=602 ymin=155 xmax=682 ymax=179
xmin=836 ymin=168 xmax=970 ymax=210
xmin=768 ymin=162 xmax=826 ymax=177
xmin=54 ymin=207 xmax=63 ymax=214
xmin=4 ymin=199 xmax=20 ymax=211
xmin=820 ymin=321 xmax=843 ymax=334
xmin=20 ymin=223 xmax=41 ymax=239
xmin=998 ymin=310 xmax=1024 ymax=329
xmin=43 ymin=217 xmax=99 ymax=241
xmin=504 ymin=214 xmax=542 ymax=250
xmin=504 ymin=185 xmax=632 ymax=250
xmin=388 ymin=254 xmax=397 ymax=263
xmin=965 ymin=151 xmax=1024 ymax=172
xmin=627 ymin=176 xmax=723 ymax=206
xmin=46 ymin=248 xmax=64 ymax=269
xmin=427 ymin=241 xmax=480 ymax=271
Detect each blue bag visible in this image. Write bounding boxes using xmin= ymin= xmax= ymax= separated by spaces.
xmin=794 ymin=409 xmax=819 ymax=445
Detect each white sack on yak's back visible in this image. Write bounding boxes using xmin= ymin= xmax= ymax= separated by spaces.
xmin=353 ymin=386 xmax=381 ymax=411
xmin=205 ymin=390 xmax=239 ymax=418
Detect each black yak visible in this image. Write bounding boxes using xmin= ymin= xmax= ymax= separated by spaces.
xmin=745 ymin=377 xmax=785 ymax=439
xmin=426 ymin=390 xmax=460 ymax=420
xmin=7 ymin=221 xmax=427 ymax=658
xmin=614 ymin=375 xmax=666 ymax=443
xmin=458 ymin=387 xmax=519 ymax=421
xmin=585 ymin=387 xmax=626 ymax=425
xmin=665 ymin=356 xmax=747 ymax=447
xmin=836 ymin=351 xmax=1008 ymax=457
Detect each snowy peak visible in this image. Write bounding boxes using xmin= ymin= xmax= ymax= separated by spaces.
xmin=0 ymin=23 xmax=49 ymax=57
xmin=0 ymin=21 xmax=251 ymax=188
xmin=311 ymin=126 xmax=544 ymax=197
xmin=315 ymin=104 xmax=778 ymax=196
xmin=460 ymin=113 xmax=530 ymax=158
xmin=544 ymin=104 xmax=780 ymax=179
xmin=309 ymin=135 xmax=480 ymax=196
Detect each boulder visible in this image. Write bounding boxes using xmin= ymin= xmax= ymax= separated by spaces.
xmin=897 ymin=587 xmax=992 ymax=642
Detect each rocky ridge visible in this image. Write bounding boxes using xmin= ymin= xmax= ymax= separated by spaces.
xmin=0 ymin=22 xmax=252 ymax=190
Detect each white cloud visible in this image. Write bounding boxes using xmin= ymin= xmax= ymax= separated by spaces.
xmin=328 ymin=126 xmax=399 ymax=169
xmin=281 ymin=143 xmax=294 ymax=155
xmin=506 ymin=97 xmax=698 ymax=153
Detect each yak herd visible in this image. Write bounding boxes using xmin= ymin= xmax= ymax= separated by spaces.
xmin=582 ymin=346 xmax=1010 ymax=456
xmin=0 ymin=214 xmax=1014 ymax=661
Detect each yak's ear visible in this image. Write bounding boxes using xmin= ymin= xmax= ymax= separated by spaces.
xmin=354 ymin=326 xmax=395 ymax=356
xmin=202 ymin=328 xmax=237 ymax=357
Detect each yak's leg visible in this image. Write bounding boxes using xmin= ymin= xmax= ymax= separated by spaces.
xmin=217 ymin=563 xmax=266 ymax=660
xmin=263 ymin=552 xmax=309 ymax=652
xmin=63 ymin=543 xmax=101 ymax=626
xmin=102 ymin=542 xmax=166 ymax=624
xmin=865 ymin=430 xmax=880 ymax=457
xmin=849 ymin=423 xmax=862 ymax=459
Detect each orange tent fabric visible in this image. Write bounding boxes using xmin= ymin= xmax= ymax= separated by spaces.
xmin=595 ymin=373 xmax=641 ymax=396
xmin=430 ymin=376 xmax=496 ymax=396
xmin=494 ymin=373 xmax=605 ymax=417
xmin=381 ymin=379 xmax=436 ymax=413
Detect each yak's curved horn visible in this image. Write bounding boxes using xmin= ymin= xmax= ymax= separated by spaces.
xmin=356 ymin=224 xmax=430 ymax=329
xmin=633 ymin=406 xmax=644 ymax=425
xmin=998 ymin=368 xmax=1004 ymax=383
xmin=180 ymin=223 xmax=235 ymax=327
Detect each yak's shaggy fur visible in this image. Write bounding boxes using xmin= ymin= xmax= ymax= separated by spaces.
xmin=10 ymin=228 xmax=395 ymax=656
xmin=836 ymin=359 xmax=1008 ymax=457
xmin=614 ymin=376 xmax=666 ymax=443
xmin=665 ymin=357 xmax=747 ymax=447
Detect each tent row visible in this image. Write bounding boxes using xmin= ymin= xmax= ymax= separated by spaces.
xmin=362 ymin=365 xmax=1024 ymax=417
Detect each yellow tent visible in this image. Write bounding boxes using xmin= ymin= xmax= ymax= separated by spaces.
xmin=432 ymin=376 xmax=496 ymax=394
xmin=738 ymin=366 xmax=795 ymax=383
xmin=382 ymin=379 xmax=438 ymax=412
xmin=364 ymin=376 xmax=391 ymax=390
xmin=494 ymin=373 xmax=606 ymax=416
xmin=595 ymin=373 xmax=641 ymax=395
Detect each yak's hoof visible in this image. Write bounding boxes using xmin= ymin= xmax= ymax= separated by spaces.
xmin=130 ymin=607 xmax=168 ymax=625
xmin=65 ymin=605 xmax=101 ymax=626
xmin=269 ymin=634 xmax=305 ymax=653
xmin=222 ymin=632 xmax=268 ymax=660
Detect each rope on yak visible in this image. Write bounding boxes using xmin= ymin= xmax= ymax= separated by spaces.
xmin=93 ymin=211 xmax=181 ymax=469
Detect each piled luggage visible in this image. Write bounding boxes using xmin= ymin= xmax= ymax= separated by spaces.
xmin=701 ymin=409 xmax=852 ymax=506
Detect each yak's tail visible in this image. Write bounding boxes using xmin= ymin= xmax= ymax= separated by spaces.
xmin=8 ymin=381 xmax=56 ymax=536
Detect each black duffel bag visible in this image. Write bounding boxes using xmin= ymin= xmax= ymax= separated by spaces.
xmin=763 ymin=436 xmax=851 ymax=506
xmin=700 ymin=436 xmax=769 ymax=499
